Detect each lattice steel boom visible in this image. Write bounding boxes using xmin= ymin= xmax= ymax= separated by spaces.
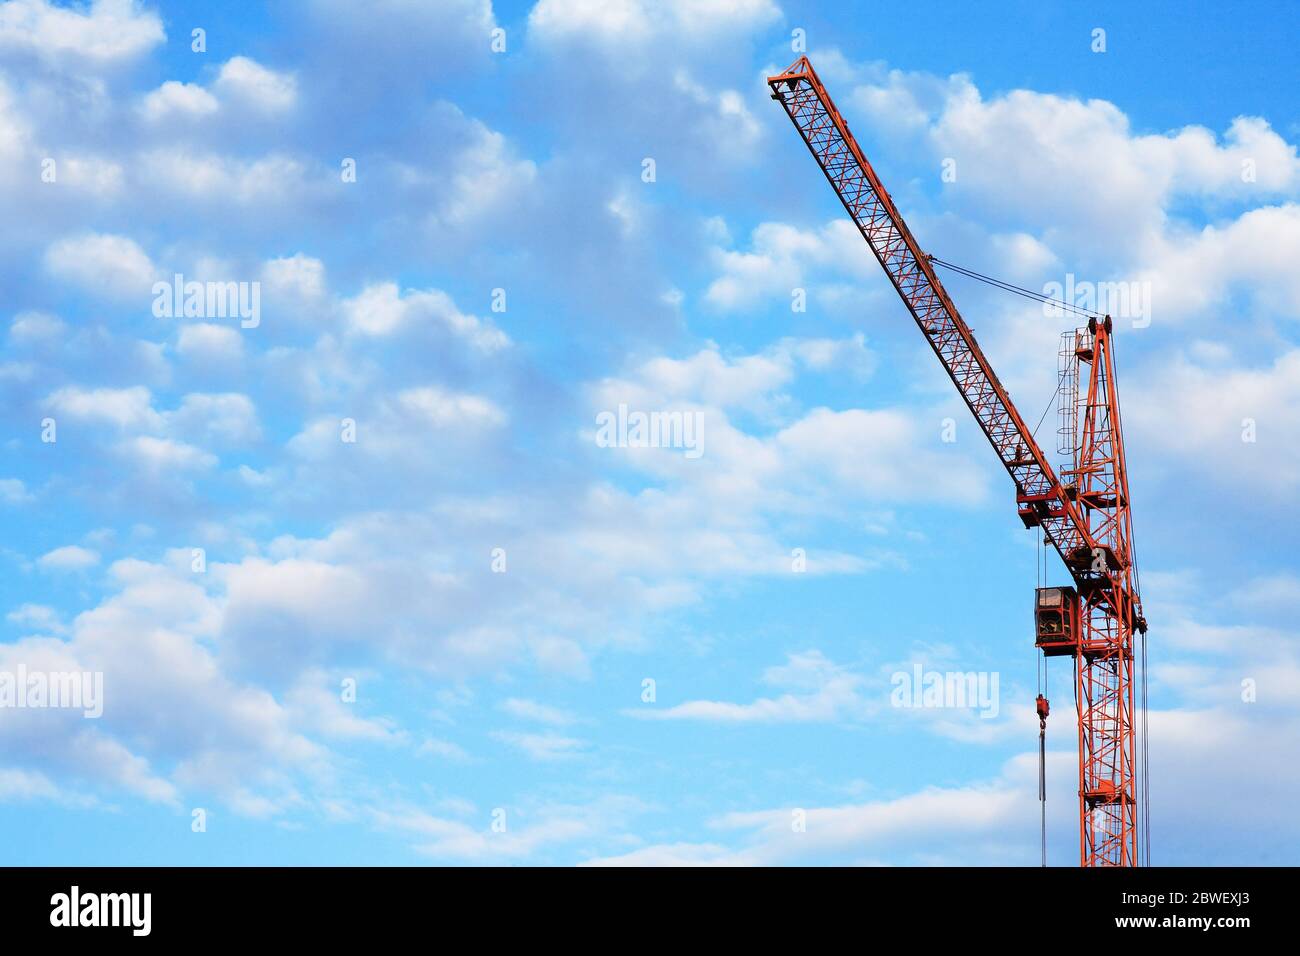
xmin=767 ymin=56 xmax=1146 ymax=867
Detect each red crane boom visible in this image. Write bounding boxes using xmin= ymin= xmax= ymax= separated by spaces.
xmin=768 ymin=56 xmax=1146 ymax=866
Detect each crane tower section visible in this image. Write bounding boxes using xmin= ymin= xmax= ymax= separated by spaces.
xmin=768 ymin=56 xmax=1146 ymax=866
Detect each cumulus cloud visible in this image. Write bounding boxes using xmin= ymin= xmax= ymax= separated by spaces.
xmin=0 ymin=557 xmax=330 ymax=814
xmin=139 ymin=80 xmax=218 ymax=121
xmin=528 ymin=0 xmax=779 ymax=50
xmin=213 ymin=56 xmax=297 ymax=113
xmin=44 ymin=233 xmax=156 ymax=300
xmin=433 ymin=119 xmax=538 ymax=227
xmin=118 ymin=435 xmax=218 ymax=474
xmin=5 ymin=602 xmax=63 ymax=631
xmin=8 ymin=310 xmax=65 ymax=345
xmin=177 ymin=323 xmax=245 ymax=364
xmin=705 ymin=220 xmax=876 ymax=311
xmin=4 ymin=10 xmax=1297 ymax=867
xmin=261 ymin=253 xmax=326 ymax=303
xmin=0 ymin=477 xmax=33 ymax=504
xmin=1137 ymin=204 xmax=1300 ymax=323
xmin=1127 ymin=347 xmax=1300 ymax=493
xmin=590 ymin=342 xmax=987 ymax=508
xmin=36 ymin=545 xmax=99 ymax=571
xmin=910 ymin=76 xmax=1298 ymax=238
xmin=136 ymin=150 xmax=310 ymax=204
xmin=397 ymin=386 xmax=505 ymax=429
xmin=0 ymin=0 xmax=164 ymax=67
xmin=164 ymin=393 xmax=261 ymax=446
xmin=45 ymin=385 xmax=160 ymax=430
xmin=342 ymin=283 xmax=508 ymax=351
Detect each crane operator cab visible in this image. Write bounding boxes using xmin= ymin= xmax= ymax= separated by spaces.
xmin=1035 ymin=586 xmax=1080 ymax=657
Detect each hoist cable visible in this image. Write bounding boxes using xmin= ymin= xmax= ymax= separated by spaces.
xmin=1032 ymin=372 xmax=1065 ymax=442
xmin=1039 ymin=717 xmax=1047 ymax=867
xmin=928 ymin=256 xmax=1105 ymax=321
xmin=1141 ymin=629 xmax=1150 ymax=865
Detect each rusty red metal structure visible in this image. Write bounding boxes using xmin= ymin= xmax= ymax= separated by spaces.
xmin=768 ymin=56 xmax=1147 ymax=866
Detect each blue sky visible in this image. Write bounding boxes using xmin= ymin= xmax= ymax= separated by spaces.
xmin=1 ymin=0 xmax=1298 ymax=865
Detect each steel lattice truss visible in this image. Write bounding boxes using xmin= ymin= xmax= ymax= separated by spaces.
xmin=768 ymin=56 xmax=1145 ymax=866
xmin=1074 ymin=326 xmax=1141 ymax=866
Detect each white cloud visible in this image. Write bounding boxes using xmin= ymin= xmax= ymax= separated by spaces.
xmin=499 ymin=698 xmax=576 ymax=726
xmin=1229 ymin=573 xmax=1300 ymax=610
xmin=44 ymin=385 xmax=160 ymax=430
xmin=628 ymin=651 xmax=870 ymax=723
xmin=177 ymin=323 xmax=245 ymax=363
xmin=1138 ymin=204 xmax=1300 ymax=323
xmin=928 ymin=81 xmax=1299 ymax=237
xmin=587 ymin=752 xmax=1051 ymax=866
xmin=528 ymin=0 xmax=654 ymax=43
xmin=139 ymin=80 xmax=218 ymax=121
xmin=214 ymin=56 xmax=297 ymax=112
xmin=372 ymin=799 xmax=614 ymax=861
xmin=5 ymin=602 xmax=63 ymax=632
xmin=237 ymin=464 xmax=272 ymax=487
xmin=397 ymin=386 xmax=505 ymax=429
xmin=0 ymin=0 xmax=164 ymax=66
xmin=44 ymin=233 xmax=156 ymax=300
xmin=218 ymin=556 xmax=375 ymax=674
xmin=0 ymin=77 xmax=26 ymax=164
xmin=491 ymin=730 xmax=588 ymax=761
xmin=582 ymin=842 xmax=750 ymax=867
xmin=119 ymin=435 xmax=218 ymax=473
xmin=417 ymin=737 xmax=470 ymax=761
xmin=0 ymin=556 xmax=345 ymax=814
xmin=67 ymin=731 xmax=178 ymax=805
xmin=576 ymin=342 xmax=974 ymax=591
xmin=828 ymin=60 xmax=1300 ymax=315
xmin=165 ymin=393 xmax=261 ymax=446
xmin=813 ymin=58 xmax=1300 ymax=344
xmin=0 ymin=767 xmax=76 ymax=804
xmin=529 ymin=636 xmax=592 ymax=679
xmin=783 ymin=333 xmax=875 ymax=377
xmin=705 ymin=220 xmax=874 ymax=311
xmin=136 ymin=150 xmax=309 ymax=204
xmin=42 ymin=387 xmax=259 ymax=469
xmin=262 ymin=253 xmax=326 ymax=303
xmin=285 ymin=672 xmax=402 ymax=743
xmin=592 ymin=336 xmax=874 ymax=420
xmin=1127 ymin=347 xmax=1300 ymax=492
xmin=8 ymin=310 xmax=65 ymax=345
xmin=614 ymin=348 xmax=790 ymax=411
xmin=50 ymin=155 xmax=124 ymax=196
xmin=669 ymin=68 xmax=762 ymax=159
xmin=342 ymin=283 xmax=508 ymax=351
xmin=776 ymin=407 xmax=988 ymax=505
xmin=0 ymin=477 xmax=33 ymax=504
xmin=436 ymin=122 xmax=538 ymax=226
xmin=37 ymin=545 xmax=99 ymax=571
xmin=528 ymin=0 xmax=779 ymax=50
xmin=287 ymin=384 xmax=506 ymax=465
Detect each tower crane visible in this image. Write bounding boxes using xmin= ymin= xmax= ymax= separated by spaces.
xmin=768 ymin=57 xmax=1148 ymax=867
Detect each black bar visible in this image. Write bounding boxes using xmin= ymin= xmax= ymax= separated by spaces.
xmin=0 ymin=866 xmax=1283 ymax=942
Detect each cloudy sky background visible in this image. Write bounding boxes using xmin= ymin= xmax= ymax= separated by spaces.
xmin=1 ymin=0 xmax=1298 ymax=864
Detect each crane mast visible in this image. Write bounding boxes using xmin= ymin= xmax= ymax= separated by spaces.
xmin=768 ymin=56 xmax=1146 ymax=866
